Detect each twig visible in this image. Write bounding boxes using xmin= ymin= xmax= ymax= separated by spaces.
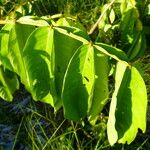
xmin=88 ymin=0 xmax=115 ymax=35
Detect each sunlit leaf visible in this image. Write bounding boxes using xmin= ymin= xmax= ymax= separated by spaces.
xmin=62 ymin=44 xmax=95 ymax=121
xmin=54 ymin=27 xmax=89 ymax=44
xmin=109 ymin=9 xmax=115 ymax=24
xmin=22 ymin=26 xmax=56 ymax=105
xmin=107 ymin=62 xmax=147 ymax=145
xmin=56 ymin=17 xmax=87 ymax=32
xmin=8 ymin=23 xmax=35 ymax=85
xmin=56 ymin=17 xmax=90 ymax=40
xmin=53 ymin=27 xmax=85 ymax=109
xmin=88 ymin=48 xmax=109 ymax=123
xmin=17 ymin=16 xmax=49 ymax=26
xmin=8 ymin=24 xmax=55 ymax=105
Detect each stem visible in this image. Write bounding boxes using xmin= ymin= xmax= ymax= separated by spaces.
xmin=88 ymin=0 xmax=115 ymax=35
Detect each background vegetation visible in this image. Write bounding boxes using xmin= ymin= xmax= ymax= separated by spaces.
xmin=0 ymin=0 xmax=150 ymax=149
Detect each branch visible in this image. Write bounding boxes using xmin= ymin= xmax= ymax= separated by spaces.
xmin=88 ymin=0 xmax=115 ymax=35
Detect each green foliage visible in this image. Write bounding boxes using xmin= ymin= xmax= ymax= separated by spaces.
xmin=0 ymin=0 xmax=149 ymax=147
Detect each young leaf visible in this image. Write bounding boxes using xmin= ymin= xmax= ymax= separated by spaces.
xmin=0 ymin=66 xmax=19 ymax=101
xmin=62 ymin=44 xmax=95 ymax=121
xmin=107 ymin=62 xmax=147 ymax=145
xmin=88 ymin=48 xmax=109 ymax=123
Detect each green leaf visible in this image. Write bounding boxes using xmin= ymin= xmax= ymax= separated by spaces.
xmin=53 ymin=27 xmax=84 ymax=108
xmin=23 ymin=26 xmax=56 ymax=105
xmin=0 ymin=66 xmax=19 ymax=101
xmin=56 ymin=17 xmax=87 ymax=32
xmin=17 ymin=16 xmax=49 ymax=26
xmin=54 ymin=27 xmax=89 ymax=44
xmin=88 ymin=48 xmax=109 ymax=123
xmin=120 ymin=7 xmax=139 ymax=43
xmin=120 ymin=0 xmax=128 ymax=14
xmin=0 ymin=24 xmax=14 ymax=70
xmin=62 ymin=44 xmax=95 ymax=121
xmin=127 ymin=32 xmax=146 ymax=61
xmin=94 ymin=43 xmax=128 ymax=62
xmin=0 ymin=24 xmax=14 ymax=56
xmin=8 ymin=24 xmax=55 ymax=105
xmin=56 ymin=17 xmax=90 ymax=41
xmin=109 ymin=9 xmax=115 ymax=24
xmin=107 ymin=62 xmax=147 ymax=145
xmin=8 ymin=23 xmax=35 ymax=84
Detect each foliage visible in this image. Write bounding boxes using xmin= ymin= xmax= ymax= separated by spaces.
xmin=0 ymin=0 xmax=150 ymax=148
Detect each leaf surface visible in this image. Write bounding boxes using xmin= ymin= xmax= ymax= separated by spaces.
xmin=8 ymin=25 xmax=55 ymax=105
xmin=53 ymin=27 xmax=84 ymax=108
xmin=62 ymin=44 xmax=95 ymax=121
xmin=107 ymin=62 xmax=147 ymax=145
xmin=0 ymin=24 xmax=14 ymax=70
xmin=23 ymin=26 xmax=56 ymax=105
xmin=8 ymin=23 xmax=35 ymax=81
xmin=56 ymin=18 xmax=90 ymax=40
xmin=17 ymin=16 xmax=49 ymax=26
xmin=88 ymin=48 xmax=109 ymax=123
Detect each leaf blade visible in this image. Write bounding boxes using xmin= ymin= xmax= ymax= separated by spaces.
xmin=107 ymin=62 xmax=147 ymax=145
xmin=23 ymin=26 xmax=56 ymax=105
xmin=62 ymin=44 xmax=95 ymax=121
xmin=88 ymin=48 xmax=109 ymax=123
